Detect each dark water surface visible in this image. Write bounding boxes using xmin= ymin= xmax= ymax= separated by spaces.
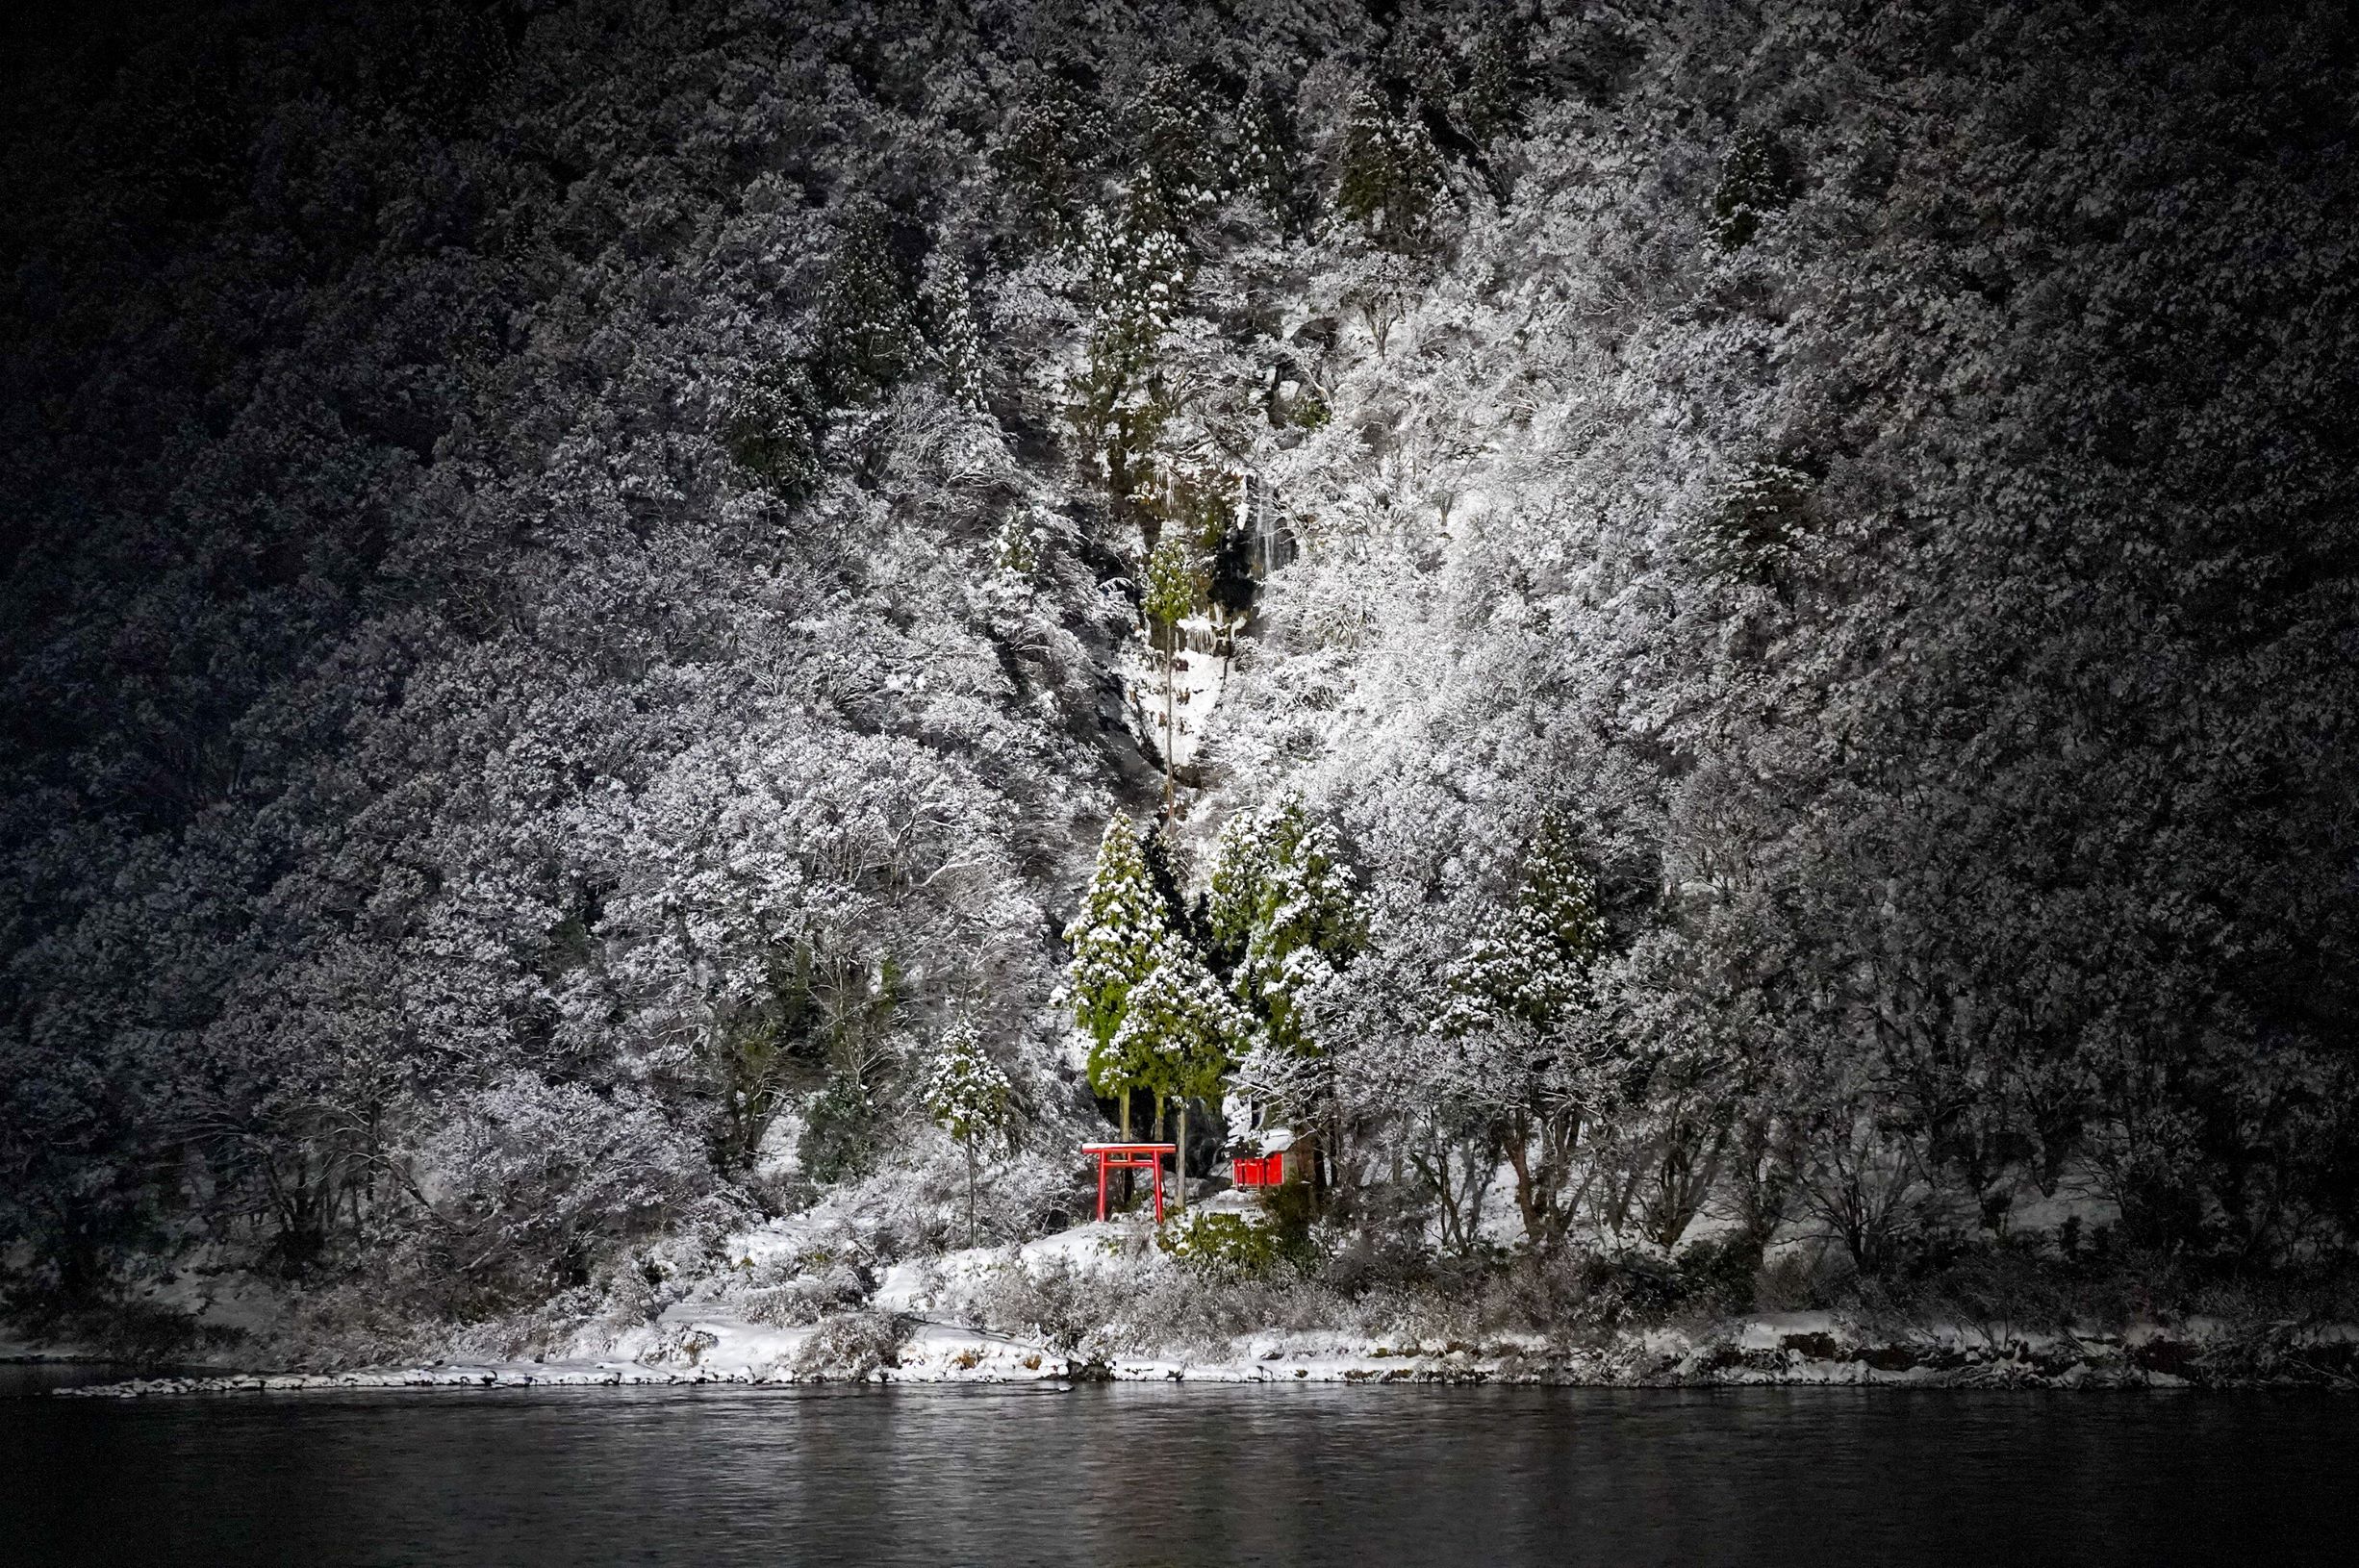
xmin=4 ymin=1381 xmax=2354 ymax=1566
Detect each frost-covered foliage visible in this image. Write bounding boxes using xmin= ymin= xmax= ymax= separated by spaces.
xmin=1217 ymin=0 xmax=2359 ymax=1275
xmin=1108 ymin=943 xmax=1249 ymax=1113
xmin=1063 ymin=814 xmax=1174 ymax=1096
xmin=924 ymin=1018 xmax=1013 ymax=1246
xmin=2 ymin=0 xmax=2356 ymax=1349
xmin=924 ymin=1022 xmax=1014 ymax=1151
xmin=0 ymin=0 xmax=1134 ymax=1328
xmin=1207 ymin=790 xmax=1364 ymax=1127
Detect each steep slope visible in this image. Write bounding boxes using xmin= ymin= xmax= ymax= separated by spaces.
xmin=3 ymin=0 xmax=2354 ymax=1356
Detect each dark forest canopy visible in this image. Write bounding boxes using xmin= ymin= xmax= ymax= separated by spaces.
xmin=2 ymin=0 xmax=2354 ymax=1356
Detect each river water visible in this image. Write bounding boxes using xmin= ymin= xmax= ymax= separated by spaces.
xmin=4 ymin=1375 xmax=2354 ymax=1565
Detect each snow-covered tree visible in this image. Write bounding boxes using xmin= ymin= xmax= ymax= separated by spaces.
xmin=1438 ymin=815 xmax=1608 ymax=1040
xmin=1334 ymin=79 xmax=1445 ymax=253
xmin=1106 ymin=938 xmax=1250 ymax=1209
xmin=925 ymin=1019 xmax=1014 ymax=1247
xmin=1068 ymin=203 xmax=1189 ymax=529
xmin=1711 ymin=126 xmax=1798 ymax=250
xmin=994 ymin=72 xmax=1112 ymax=244
xmin=922 ymin=248 xmax=989 ymax=414
xmin=1128 ymin=65 xmax=1222 ymax=236
xmin=1142 ymin=534 xmax=1204 ymax=804
xmin=723 ymin=365 xmax=826 ymax=497
xmin=1063 ymin=813 xmax=1175 ymax=1134
xmin=1457 ymin=21 xmax=1526 ymax=146
xmin=1207 ymin=792 xmax=1363 ymax=1060
xmin=1427 ymin=816 xmax=1611 ymax=1248
xmin=815 ymin=194 xmax=917 ymax=406
xmin=1224 ymin=77 xmax=1306 ymax=231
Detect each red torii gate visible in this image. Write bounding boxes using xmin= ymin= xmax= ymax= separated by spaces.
xmin=1083 ymin=1142 xmax=1178 ymax=1224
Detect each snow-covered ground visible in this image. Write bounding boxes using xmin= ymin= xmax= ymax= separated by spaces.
xmin=1116 ymin=610 xmax=1234 ymax=781
xmin=35 ymin=1196 xmax=2356 ymax=1401
xmin=54 ymin=1268 xmax=2359 ymax=1399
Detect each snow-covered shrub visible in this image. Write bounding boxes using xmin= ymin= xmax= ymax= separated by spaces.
xmin=744 ymin=1258 xmax=875 ymax=1329
xmin=962 ymin=1255 xmax=1104 ymax=1353
xmin=393 ymin=1075 xmax=717 ymax=1316
xmin=794 ymin=1308 xmax=906 ymax=1379
xmin=1155 ymin=1211 xmax=1290 ymax=1279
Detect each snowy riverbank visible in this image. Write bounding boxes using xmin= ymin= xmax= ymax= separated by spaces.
xmin=49 ymin=1309 xmax=2359 ymax=1398
xmin=32 ymin=1221 xmax=2359 ymax=1399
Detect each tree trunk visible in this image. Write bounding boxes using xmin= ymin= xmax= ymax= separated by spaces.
xmin=1118 ymin=1090 xmax=1131 ymax=1208
xmin=965 ymin=1140 xmax=977 ymax=1250
xmin=1161 ymin=622 xmax=1177 ymax=813
xmin=1176 ymin=1100 xmax=1188 ymax=1214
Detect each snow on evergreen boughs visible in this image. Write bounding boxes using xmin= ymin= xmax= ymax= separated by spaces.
xmin=1712 ymin=126 xmax=1799 ymax=249
xmin=1223 ymin=77 xmax=1304 ymax=228
xmin=1129 ymin=65 xmax=1223 ymax=234
xmin=993 ymin=506 xmax=1043 ymax=578
xmin=1457 ymin=21 xmax=1527 ymax=145
xmin=924 ymin=1019 xmax=1014 ymax=1247
xmin=922 ymin=249 xmax=989 ymax=414
xmin=723 ymin=365 xmax=826 ymax=496
xmin=1107 ymin=937 xmax=1251 ymax=1109
xmin=1069 ymin=203 xmax=1191 ymax=493
xmin=1704 ymin=461 xmax=1815 ymax=579
xmin=925 ymin=1019 xmax=1014 ymax=1148
xmin=1062 ymin=812 xmax=1176 ymax=1096
xmin=994 ymin=72 xmax=1113 ymax=243
xmin=815 ymin=195 xmax=918 ymax=406
xmin=1438 ymin=815 xmax=1608 ymax=1042
xmin=1207 ymin=792 xmax=1363 ymax=1059
xmin=1335 ymin=78 xmax=1446 ymax=253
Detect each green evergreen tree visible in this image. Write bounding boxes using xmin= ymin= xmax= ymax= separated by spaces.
xmin=921 ymin=248 xmax=988 ymax=414
xmin=1712 ymin=127 xmax=1799 ymax=250
xmin=1440 ymin=812 xmax=1607 ymax=1038
xmin=1108 ymin=938 xmax=1250 ymax=1210
xmin=1142 ymin=529 xmax=1196 ymax=643
xmin=1459 ymin=24 xmax=1526 ymax=145
xmin=815 ymin=194 xmax=916 ymax=405
xmin=1207 ymin=792 xmax=1364 ymax=1058
xmin=1336 ymin=80 xmax=1445 ymax=253
xmin=924 ymin=1019 xmax=1014 ymax=1247
xmin=1225 ymin=78 xmax=1304 ymax=232
xmin=1433 ymin=813 xmax=1611 ymax=1249
xmin=1068 ymin=201 xmax=1188 ymax=527
xmin=1129 ymin=65 xmax=1221 ymax=235
xmin=995 ymin=74 xmax=1111 ymax=244
xmin=1063 ymin=812 xmax=1174 ymax=1134
xmin=723 ymin=364 xmax=826 ymax=497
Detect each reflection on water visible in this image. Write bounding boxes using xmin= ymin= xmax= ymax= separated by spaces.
xmin=4 ymin=1382 xmax=2354 ymax=1566
xmin=0 ymin=1362 xmax=148 ymax=1398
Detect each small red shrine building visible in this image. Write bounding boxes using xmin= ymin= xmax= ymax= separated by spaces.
xmin=1230 ymin=1125 xmax=1314 ymax=1193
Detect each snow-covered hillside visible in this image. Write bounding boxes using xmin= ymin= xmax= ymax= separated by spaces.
xmin=3 ymin=0 xmax=2355 ymax=1364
